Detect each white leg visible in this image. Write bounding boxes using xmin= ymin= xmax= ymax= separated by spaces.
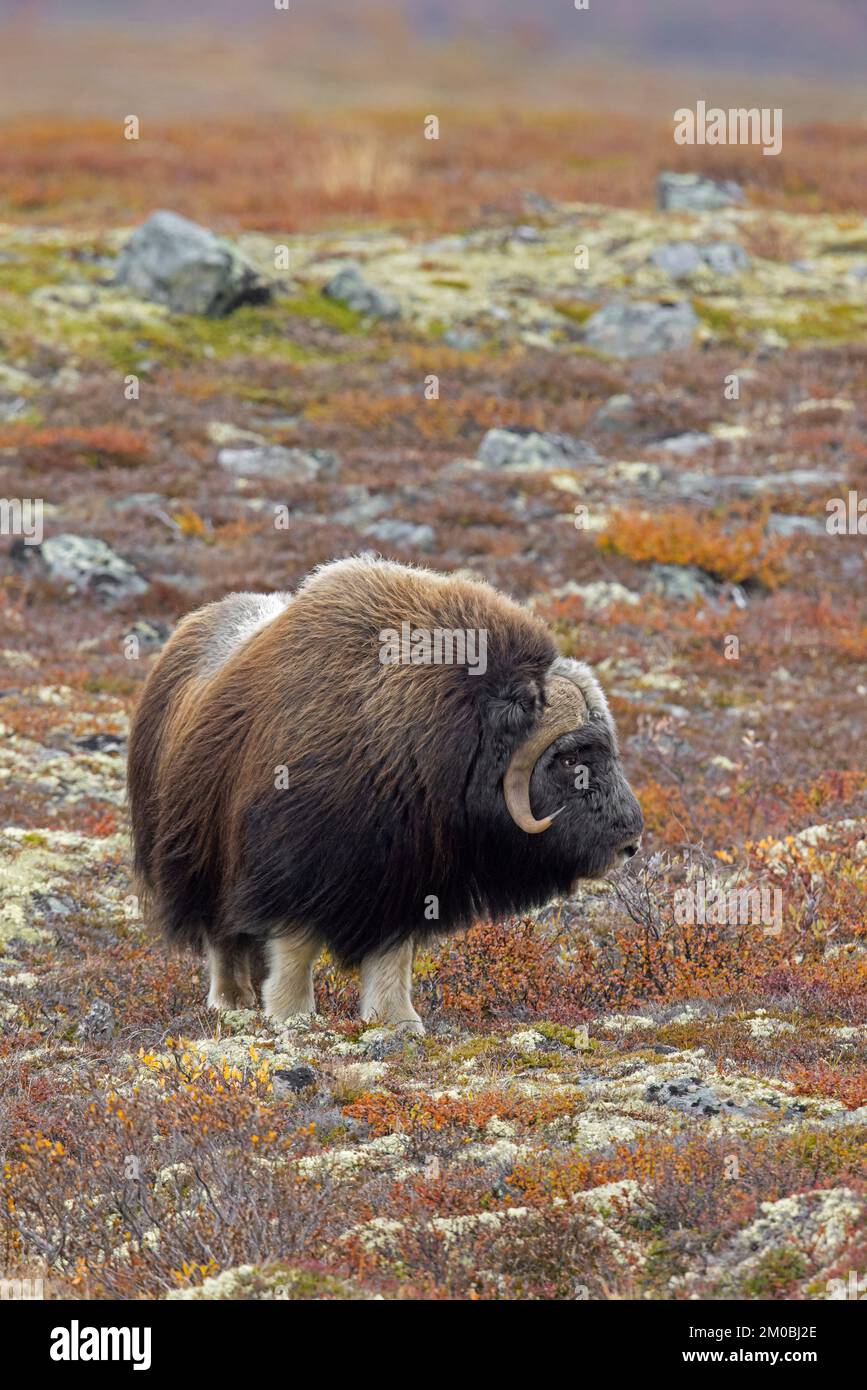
xmin=206 ymin=941 xmax=256 ymax=1010
xmin=262 ymin=933 xmax=321 ymax=1022
xmin=359 ymin=938 xmax=423 ymax=1034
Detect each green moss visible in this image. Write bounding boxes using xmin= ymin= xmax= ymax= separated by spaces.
xmin=694 ymin=296 xmax=867 ymax=348
xmin=536 ymin=1021 xmax=591 ymax=1051
xmin=449 ymin=1036 xmax=501 ymax=1063
xmin=430 ymin=277 xmax=471 ymax=290
xmin=517 ymin=1049 xmax=562 ymax=1069
xmin=692 ymin=299 xmax=742 ymax=341
xmin=553 ymin=300 xmax=597 ymax=325
xmin=96 ymin=302 xmax=315 ymax=372
xmin=741 ymin=1247 xmax=806 ymax=1298
xmin=83 ymin=673 xmax=139 ymax=697
xmin=771 ymin=302 xmax=867 ymax=344
xmin=281 ymin=288 xmax=364 ymax=334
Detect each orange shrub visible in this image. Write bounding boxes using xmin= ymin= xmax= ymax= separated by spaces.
xmin=0 ymin=425 xmax=153 ymax=468
xmin=598 ymin=508 xmax=790 ymax=589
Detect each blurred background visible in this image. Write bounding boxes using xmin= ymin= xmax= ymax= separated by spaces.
xmin=0 ymin=0 xmax=864 ymax=231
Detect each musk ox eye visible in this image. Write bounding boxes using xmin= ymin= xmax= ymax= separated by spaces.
xmin=558 ymin=753 xmax=577 ymax=770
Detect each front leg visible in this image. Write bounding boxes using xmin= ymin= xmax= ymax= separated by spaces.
xmin=359 ymin=938 xmax=423 ymax=1034
xmin=262 ymin=931 xmax=322 ymax=1022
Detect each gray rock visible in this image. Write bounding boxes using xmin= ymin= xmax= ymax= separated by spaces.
xmin=511 ymin=224 xmax=542 ymax=243
xmin=76 ymin=998 xmax=114 ymax=1044
xmin=333 ymin=488 xmax=394 ymax=527
xmin=656 ymin=172 xmax=745 ymax=212
xmin=701 ymin=241 xmax=750 ymax=275
xmin=365 ymin=518 xmax=435 ymax=550
xmin=443 ymin=327 xmax=483 ymax=351
xmin=650 ymin=241 xmax=749 ymax=279
xmin=554 ymin=580 xmax=641 ymax=612
xmin=112 ymin=492 xmax=166 ymax=513
xmin=273 ymin=1065 xmax=316 ymax=1096
xmin=37 ymin=534 xmax=148 ymax=602
xmin=217 ymin=446 xmax=337 ymax=481
xmin=0 ymin=394 xmax=27 ymax=422
xmin=766 ymin=513 xmax=827 ymax=538
xmin=114 ymin=209 xmax=271 ymax=317
xmin=655 ymin=431 xmax=715 ymax=454
xmin=322 ymin=262 xmax=400 ymax=319
xmin=594 ymin=394 xmax=635 ymax=429
xmin=649 ymin=242 xmax=704 ymax=279
xmin=646 ymin=1076 xmax=733 ymax=1117
xmin=476 ymin=428 xmax=601 ymax=471
xmin=648 ymin=563 xmax=720 ymax=603
xmin=126 ymin=618 xmax=170 ymax=649
xmin=73 ymin=733 xmax=126 ymax=754
xmin=676 ymin=468 xmax=839 ymax=502
xmin=583 ymin=300 xmax=698 ymax=358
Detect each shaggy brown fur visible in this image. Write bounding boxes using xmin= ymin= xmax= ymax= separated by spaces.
xmin=128 ymin=556 xmax=641 ymax=1019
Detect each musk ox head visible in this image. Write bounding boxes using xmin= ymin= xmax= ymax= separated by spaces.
xmin=128 ymin=555 xmax=643 ymax=1021
xmin=503 ymin=654 xmax=642 ymax=872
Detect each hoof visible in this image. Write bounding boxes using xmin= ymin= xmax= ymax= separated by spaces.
xmin=207 ymin=983 xmax=257 ymax=1011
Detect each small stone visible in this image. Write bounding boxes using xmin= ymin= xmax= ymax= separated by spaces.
xmin=656 ymin=172 xmax=745 ymax=212
xmin=701 ymin=241 xmax=750 ymax=275
xmin=594 ymin=394 xmax=635 ymax=428
xmin=476 ymin=428 xmax=601 ymax=471
xmin=443 ymin=327 xmax=483 ymax=351
xmin=273 ymin=1065 xmax=316 ymax=1095
xmin=766 ymin=513 xmax=826 ymax=538
xmin=217 ymin=446 xmax=337 ymax=481
xmin=649 ymin=242 xmax=704 ymax=279
xmin=323 ymin=263 xmax=400 ymax=319
xmin=648 ymin=563 xmax=720 ymax=603
xmin=654 ymin=431 xmax=715 ymax=454
xmin=364 ymin=519 xmax=435 ymax=550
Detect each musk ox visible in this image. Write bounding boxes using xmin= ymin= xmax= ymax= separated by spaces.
xmin=128 ymin=555 xmax=642 ymax=1033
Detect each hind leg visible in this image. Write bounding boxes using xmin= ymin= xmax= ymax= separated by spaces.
xmin=206 ymin=939 xmax=257 ymax=1010
xmin=262 ymin=931 xmax=321 ymax=1022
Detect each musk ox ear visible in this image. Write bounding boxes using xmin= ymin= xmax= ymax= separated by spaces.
xmin=482 ymin=676 xmax=543 ymax=741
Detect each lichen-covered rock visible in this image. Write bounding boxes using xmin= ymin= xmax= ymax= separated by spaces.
xmin=476 ymin=428 xmax=601 ymax=471
xmin=656 ymin=172 xmax=745 ymax=212
xmin=323 ymin=262 xmax=400 ymax=319
xmin=676 ymin=1189 xmax=865 ymax=1297
xmin=217 ymin=445 xmax=337 ymax=480
xmin=583 ymin=300 xmax=698 ymax=357
xmin=32 ymin=534 xmax=148 ymax=602
xmin=115 ymin=209 xmax=272 ymax=316
xmin=650 ymin=241 xmax=749 ymax=279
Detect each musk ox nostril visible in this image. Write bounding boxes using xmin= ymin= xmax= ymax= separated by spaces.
xmin=622 ymin=843 xmax=639 ymax=859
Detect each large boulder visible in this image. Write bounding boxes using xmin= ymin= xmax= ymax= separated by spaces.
xmin=322 ymin=263 xmax=401 ymax=320
xmin=35 ymin=534 xmax=148 ymax=602
xmin=656 ymin=172 xmax=745 ymax=212
xmin=583 ymin=300 xmax=698 ymax=358
xmin=114 ymin=210 xmax=271 ymax=317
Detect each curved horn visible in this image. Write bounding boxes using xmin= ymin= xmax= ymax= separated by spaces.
xmin=503 ymin=675 xmax=588 ymax=833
